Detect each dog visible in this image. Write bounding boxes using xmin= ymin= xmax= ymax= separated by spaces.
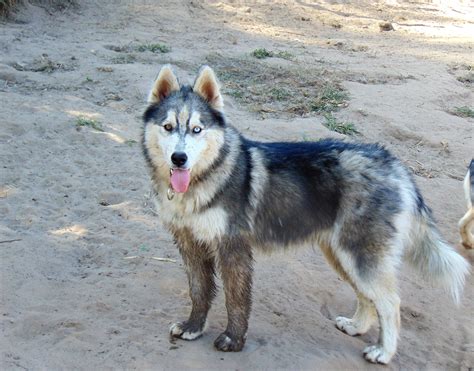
xmin=142 ymin=65 xmax=470 ymax=364
xmin=459 ymin=160 xmax=474 ymax=249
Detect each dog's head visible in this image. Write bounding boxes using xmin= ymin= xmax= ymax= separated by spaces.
xmin=143 ymin=65 xmax=226 ymax=193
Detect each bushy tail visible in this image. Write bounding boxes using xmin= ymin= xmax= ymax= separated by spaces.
xmin=405 ymin=205 xmax=470 ymax=304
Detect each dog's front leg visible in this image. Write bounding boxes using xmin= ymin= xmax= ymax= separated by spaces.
xmin=214 ymin=237 xmax=253 ymax=352
xmin=170 ymin=232 xmax=216 ymax=340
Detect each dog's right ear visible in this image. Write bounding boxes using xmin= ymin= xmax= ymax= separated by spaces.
xmin=193 ymin=66 xmax=224 ymax=112
xmin=147 ymin=65 xmax=180 ymax=104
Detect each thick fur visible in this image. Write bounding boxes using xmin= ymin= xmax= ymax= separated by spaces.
xmin=459 ymin=160 xmax=474 ymax=249
xmin=142 ymin=65 xmax=470 ymax=364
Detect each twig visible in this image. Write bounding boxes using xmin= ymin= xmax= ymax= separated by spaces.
xmin=123 ymin=256 xmax=176 ymax=263
xmin=447 ymin=173 xmax=463 ymax=181
xmin=151 ymin=257 xmax=176 ymax=263
xmin=259 ymin=107 xmax=277 ymax=113
xmin=0 ymin=239 xmax=22 ymax=244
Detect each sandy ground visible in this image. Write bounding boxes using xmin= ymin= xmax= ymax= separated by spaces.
xmin=1 ymin=1 xmax=473 ymax=369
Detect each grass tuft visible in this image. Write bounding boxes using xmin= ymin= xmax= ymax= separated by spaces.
xmin=110 ymin=54 xmax=137 ymax=64
xmin=136 ymin=43 xmax=171 ymax=53
xmin=76 ymin=117 xmax=104 ymax=132
xmin=251 ymin=48 xmax=273 ymax=59
xmin=269 ymin=87 xmax=291 ymax=101
xmin=452 ymin=106 xmax=474 ymax=118
xmin=251 ymin=48 xmax=294 ymax=60
xmin=311 ymin=86 xmax=349 ymax=113
xmin=275 ymin=50 xmax=294 ymax=60
xmin=323 ymin=113 xmax=357 ymax=135
xmin=124 ymin=139 xmax=138 ymax=146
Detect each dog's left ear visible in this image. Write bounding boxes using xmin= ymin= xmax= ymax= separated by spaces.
xmin=193 ymin=66 xmax=224 ymax=111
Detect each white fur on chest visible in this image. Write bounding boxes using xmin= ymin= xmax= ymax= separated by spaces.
xmin=155 ymin=195 xmax=228 ymax=243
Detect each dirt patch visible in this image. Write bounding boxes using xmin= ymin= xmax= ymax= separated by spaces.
xmin=449 ymin=62 xmax=474 ymax=87
xmin=9 ymin=54 xmax=76 ymax=73
xmin=207 ymin=54 xmax=348 ymax=118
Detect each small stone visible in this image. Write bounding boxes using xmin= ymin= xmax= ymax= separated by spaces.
xmin=379 ymin=22 xmax=394 ymax=31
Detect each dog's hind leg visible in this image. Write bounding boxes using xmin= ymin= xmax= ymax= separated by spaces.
xmin=354 ymin=269 xmax=400 ymax=364
xmin=320 ymin=242 xmax=378 ymax=336
xmin=330 ymin=244 xmax=400 ymax=364
xmin=214 ymin=236 xmax=253 ymax=352
xmin=170 ymin=228 xmax=217 ymax=341
xmin=335 ymin=291 xmax=377 ymax=336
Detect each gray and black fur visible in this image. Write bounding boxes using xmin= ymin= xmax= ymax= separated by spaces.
xmin=142 ymin=65 xmax=470 ymax=364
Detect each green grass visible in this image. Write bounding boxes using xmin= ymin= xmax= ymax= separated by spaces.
xmin=252 ymin=48 xmax=273 ymax=59
xmin=311 ymin=86 xmax=349 ymax=113
xmin=136 ymin=43 xmax=171 ymax=53
xmin=124 ymin=139 xmax=138 ymax=146
xmin=452 ymin=106 xmax=474 ymax=118
xmin=227 ymin=89 xmax=244 ymax=99
xmin=275 ymin=50 xmax=294 ymax=60
xmin=207 ymin=54 xmax=348 ymax=118
xmin=76 ymin=117 xmax=104 ymax=132
xmin=323 ymin=113 xmax=357 ymax=135
xmin=269 ymin=87 xmax=291 ymax=101
xmin=251 ymin=48 xmax=294 ymax=60
xmin=110 ymin=54 xmax=137 ymax=64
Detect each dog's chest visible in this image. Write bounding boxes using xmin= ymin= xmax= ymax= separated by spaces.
xmin=156 ymin=196 xmax=228 ymax=243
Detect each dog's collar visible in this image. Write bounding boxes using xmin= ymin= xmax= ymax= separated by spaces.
xmin=167 ymin=168 xmax=176 ymax=200
xmin=167 ymin=187 xmax=175 ymax=200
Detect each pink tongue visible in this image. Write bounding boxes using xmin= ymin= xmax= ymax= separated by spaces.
xmin=170 ymin=169 xmax=191 ymax=193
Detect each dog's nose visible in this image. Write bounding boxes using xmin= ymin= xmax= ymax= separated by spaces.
xmin=171 ymin=152 xmax=188 ymax=167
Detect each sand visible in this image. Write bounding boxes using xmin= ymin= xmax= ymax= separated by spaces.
xmin=1 ymin=1 xmax=473 ymax=369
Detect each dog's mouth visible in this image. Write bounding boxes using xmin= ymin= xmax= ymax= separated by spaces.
xmin=170 ymin=168 xmax=191 ymax=193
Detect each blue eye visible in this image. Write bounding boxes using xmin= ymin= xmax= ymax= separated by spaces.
xmin=192 ymin=126 xmax=202 ymax=134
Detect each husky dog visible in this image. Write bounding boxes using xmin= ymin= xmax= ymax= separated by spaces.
xmin=459 ymin=160 xmax=474 ymax=249
xmin=142 ymin=65 xmax=470 ymax=364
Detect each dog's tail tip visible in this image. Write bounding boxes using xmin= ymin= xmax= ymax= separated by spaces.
xmin=435 ymin=243 xmax=470 ymax=305
xmin=407 ymin=210 xmax=471 ymax=305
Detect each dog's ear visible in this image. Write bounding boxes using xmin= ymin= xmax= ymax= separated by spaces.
xmin=147 ymin=65 xmax=180 ymax=104
xmin=193 ymin=66 xmax=224 ymax=111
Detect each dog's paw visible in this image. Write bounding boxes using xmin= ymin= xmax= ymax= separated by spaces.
xmin=169 ymin=321 xmax=204 ymax=340
xmin=363 ymin=345 xmax=393 ymax=364
xmin=214 ymin=332 xmax=245 ymax=352
xmin=335 ymin=316 xmax=364 ymax=336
